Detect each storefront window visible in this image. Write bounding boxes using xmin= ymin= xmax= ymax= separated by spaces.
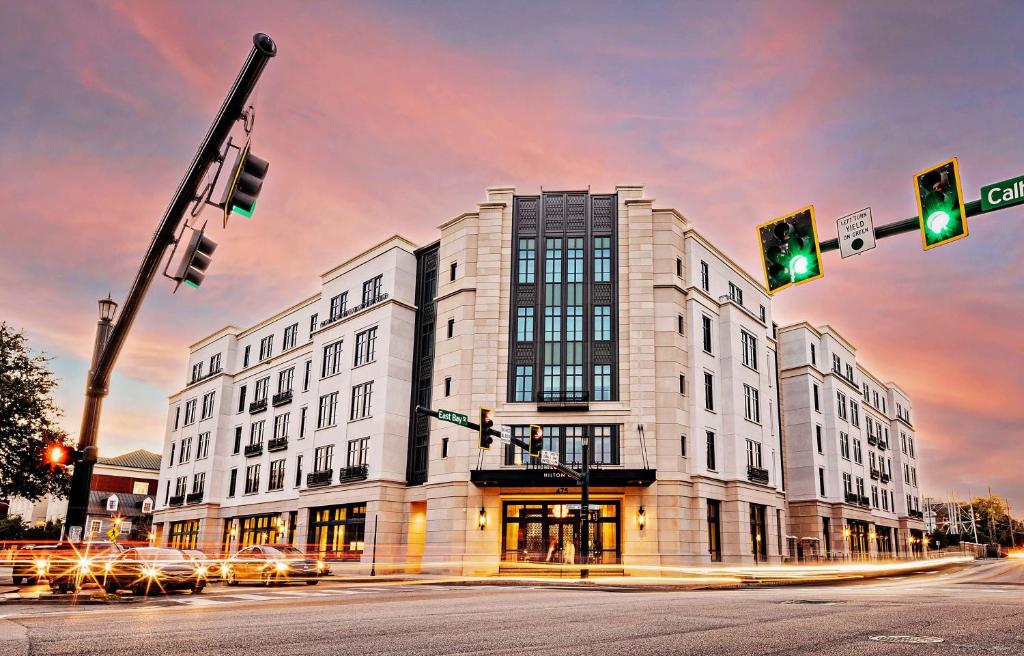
xmin=502 ymin=500 xmax=619 ymax=564
xmin=239 ymin=514 xmax=279 ymax=548
xmin=168 ymin=519 xmax=200 ymax=550
xmin=308 ymin=503 xmax=367 ymax=561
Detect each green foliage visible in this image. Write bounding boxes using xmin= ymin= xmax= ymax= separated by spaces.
xmin=0 ymin=323 xmax=73 ymax=501
xmin=929 ymin=494 xmax=1024 ymax=548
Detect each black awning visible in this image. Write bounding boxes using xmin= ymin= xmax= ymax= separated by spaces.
xmin=470 ymin=468 xmax=656 ymax=488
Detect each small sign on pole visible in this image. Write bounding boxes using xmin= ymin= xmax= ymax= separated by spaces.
xmin=106 ymin=527 xmax=119 ymax=542
xmin=541 ymin=450 xmax=559 ymax=465
xmin=497 ymin=424 xmax=511 ymax=445
xmin=837 ymin=207 xmax=876 ymax=258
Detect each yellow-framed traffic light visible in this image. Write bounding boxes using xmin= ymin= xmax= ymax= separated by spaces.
xmin=914 ymin=157 xmax=968 ymax=251
xmin=478 ymin=407 xmax=494 ymax=450
xmin=757 ymin=205 xmax=824 ymax=295
xmin=528 ymin=425 xmax=543 ymax=459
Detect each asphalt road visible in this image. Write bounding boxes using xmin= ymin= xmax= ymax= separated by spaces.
xmin=1 ymin=560 xmax=1022 ymax=656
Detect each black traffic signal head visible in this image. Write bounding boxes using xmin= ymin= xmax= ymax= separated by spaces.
xmin=45 ymin=443 xmax=80 ymax=467
xmin=478 ymin=407 xmax=494 ymax=450
xmin=915 ymin=157 xmax=968 ymax=250
xmin=529 ymin=424 xmax=543 ymax=458
xmin=757 ymin=205 xmax=823 ymax=294
xmin=222 ymin=142 xmax=269 ymax=226
xmin=173 ymin=227 xmax=218 ymax=290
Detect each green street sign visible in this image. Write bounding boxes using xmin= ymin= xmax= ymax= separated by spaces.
xmin=981 ymin=175 xmax=1024 ymax=212
xmin=437 ymin=408 xmax=468 ymax=426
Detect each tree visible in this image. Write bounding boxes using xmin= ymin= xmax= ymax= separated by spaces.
xmin=0 ymin=322 xmax=72 ymax=501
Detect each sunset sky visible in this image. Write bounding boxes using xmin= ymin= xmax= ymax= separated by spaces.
xmin=1 ymin=1 xmax=1021 ymax=509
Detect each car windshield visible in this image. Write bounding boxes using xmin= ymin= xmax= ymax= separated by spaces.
xmin=267 ymin=546 xmax=306 ymax=557
xmin=135 ymin=549 xmax=185 ymax=562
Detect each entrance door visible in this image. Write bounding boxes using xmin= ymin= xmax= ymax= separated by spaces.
xmin=502 ymin=501 xmax=619 ymax=564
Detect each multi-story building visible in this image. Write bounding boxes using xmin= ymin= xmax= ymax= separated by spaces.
xmin=152 ymin=184 xmax=807 ymax=572
xmin=778 ymin=323 xmax=926 ymax=559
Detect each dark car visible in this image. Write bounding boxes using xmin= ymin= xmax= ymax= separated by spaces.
xmin=183 ymin=549 xmax=221 ymax=583
xmin=102 ymin=547 xmax=206 ymax=596
xmin=10 ymin=544 xmax=61 ymax=585
xmin=46 ymin=542 xmax=125 ymax=593
xmin=222 ymin=545 xmax=322 ymax=586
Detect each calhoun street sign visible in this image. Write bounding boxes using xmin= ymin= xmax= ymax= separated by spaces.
xmin=981 ymin=175 xmax=1024 ymax=212
xmin=837 ymin=207 xmax=876 ymax=258
xmin=437 ymin=408 xmax=468 ymax=426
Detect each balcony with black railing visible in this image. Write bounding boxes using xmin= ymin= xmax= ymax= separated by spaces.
xmin=747 ymin=466 xmax=770 ymax=484
xmin=249 ymin=398 xmax=268 ymax=414
xmin=870 ymin=468 xmax=880 ymax=480
xmin=168 ymin=495 xmax=184 ymax=507
xmin=307 ymin=469 xmax=333 ymax=488
xmin=186 ymin=491 xmax=204 ymax=504
xmin=268 ymin=437 xmax=288 ymax=452
xmin=338 ymin=464 xmax=369 ymax=483
xmin=536 ymin=390 xmax=589 ymax=411
xmin=877 ymin=440 xmax=887 ymax=451
xmin=272 ymin=390 xmax=293 ymax=407
xmin=880 ymin=472 xmax=891 ymax=483
xmin=320 ymin=294 xmax=390 ymax=329
xmin=908 ymin=509 xmax=924 ymax=520
xmin=867 ymin=434 xmax=878 ymax=446
xmin=844 ymin=492 xmax=859 ymax=504
xmin=244 ymin=442 xmax=263 ymax=457
xmin=859 ymin=495 xmax=870 ymax=507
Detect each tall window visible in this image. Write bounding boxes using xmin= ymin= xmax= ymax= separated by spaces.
xmin=707 ymin=499 xmax=722 ymax=561
xmin=201 ymin=391 xmax=215 ymax=420
xmin=813 ymin=384 xmax=820 ymax=411
xmin=593 ymin=237 xmax=611 ymax=282
xmin=706 ymin=431 xmax=717 ymax=470
xmin=354 ymin=327 xmax=377 ymax=366
xmin=314 ymin=445 xmax=333 ymax=472
xmin=743 ymin=384 xmax=760 ymax=423
xmin=514 ymin=366 xmax=533 ymax=402
xmin=233 ymin=426 xmax=242 ymax=454
xmin=837 ymin=391 xmax=848 ymax=420
xmin=741 ymin=331 xmax=758 ymax=370
xmin=700 ymin=261 xmax=710 ymax=291
xmin=853 ymin=438 xmax=862 ymax=464
xmin=350 ymin=381 xmax=373 ymax=420
xmin=268 ymin=459 xmax=285 ymax=490
xmin=179 ymin=437 xmax=192 ymax=463
xmin=299 ymin=407 xmax=307 ymax=438
xmin=259 ymin=335 xmax=273 ymax=361
xmin=228 ymin=468 xmax=237 ymax=497
xmin=249 ymin=420 xmax=265 ymax=446
xmin=283 ymin=323 xmax=298 ymax=350
xmin=593 ymin=306 xmax=611 ymax=341
xmin=839 ymin=432 xmax=850 ymax=459
xmin=703 ymin=372 xmax=714 ymax=411
xmin=243 ymin=345 xmax=251 ymax=368
xmin=303 ymin=360 xmax=312 ymax=391
xmin=191 ymin=361 xmax=203 ymax=383
xmin=322 ymin=340 xmax=343 ymax=378
xmin=273 ymin=413 xmax=290 ymax=439
xmin=309 ymin=314 xmax=318 ymax=337
xmin=362 ymin=275 xmax=383 ymax=304
xmin=517 ymin=238 xmax=536 ymax=283
xmin=701 ymin=315 xmax=713 ymax=353
xmin=850 ymin=402 xmax=860 ymax=427
xmin=347 ymin=437 xmax=369 ymax=467
xmin=184 ymin=399 xmax=197 ymax=425
xmin=209 ymin=353 xmax=222 ymax=373
xmin=593 ymin=365 xmax=611 ymax=401
xmin=244 ymin=465 xmax=260 ymax=494
xmin=278 ymin=368 xmax=294 ymax=395
xmin=329 ymin=292 xmax=348 ymax=321
xmin=818 ymin=468 xmax=826 ymax=496
xmin=516 ymin=307 xmax=534 ymax=341
xmin=317 ymin=392 xmax=338 ymax=429
xmin=196 ymin=432 xmax=210 ymax=459
xmin=815 ymin=425 xmax=823 ymax=454
xmin=254 ymin=377 xmax=269 ymax=403
xmin=728 ymin=282 xmax=743 ymax=305
xmin=746 ymin=439 xmax=762 ymax=468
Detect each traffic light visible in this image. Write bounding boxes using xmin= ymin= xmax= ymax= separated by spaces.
xmin=529 ymin=425 xmax=543 ymax=459
xmin=915 ymin=157 xmax=968 ymax=250
xmin=478 ymin=407 xmax=494 ymax=450
xmin=757 ymin=205 xmax=823 ymax=294
xmin=221 ymin=142 xmax=269 ymax=225
xmin=173 ymin=227 xmax=218 ymax=290
xmin=45 ymin=444 xmax=81 ymax=467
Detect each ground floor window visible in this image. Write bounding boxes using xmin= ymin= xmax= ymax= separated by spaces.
xmin=707 ymin=500 xmax=722 ymax=562
xmin=847 ymin=519 xmax=870 ymax=555
xmin=308 ymin=503 xmax=366 ymax=561
xmin=822 ymin=516 xmax=832 ymax=554
xmin=750 ymin=503 xmax=768 ymax=562
xmin=168 ymin=519 xmax=200 ymax=550
xmin=239 ymin=513 xmax=281 ymax=548
xmin=222 ymin=520 xmax=233 ymax=555
xmin=502 ymin=500 xmax=620 ymax=565
xmin=875 ymin=525 xmax=895 ymax=555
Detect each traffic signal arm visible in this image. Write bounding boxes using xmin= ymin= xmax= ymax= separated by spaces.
xmin=818 ymin=199 xmax=983 ymax=253
xmin=413 ymin=405 xmax=583 ymax=482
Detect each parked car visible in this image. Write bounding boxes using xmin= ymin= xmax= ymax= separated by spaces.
xmin=102 ymin=547 xmax=206 ymax=596
xmin=182 ymin=549 xmax=221 ymax=583
xmin=221 ymin=545 xmax=322 ymax=586
xmin=47 ymin=542 xmax=125 ymax=593
xmin=10 ymin=544 xmax=62 ymax=586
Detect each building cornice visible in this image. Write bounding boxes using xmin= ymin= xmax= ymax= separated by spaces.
xmin=320 ymin=235 xmax=418 ymax=283
xmin=437 ymin=212 xmax=478 ymax=231
xmin=684 ymin=228 xmax=769 ymax=298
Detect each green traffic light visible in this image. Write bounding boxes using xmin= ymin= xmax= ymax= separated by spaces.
xmin=926 ymin=210 xmax=950 ymax=235
xmin=232 ymin=201 xmax=255 ymax=218
xmin=789 ymin=255 xmax=809 ymax=276
xmin=915 ymin=158 xmax=968 ymax=250
xmin=185 ymin=280 xmax=200 ymax=289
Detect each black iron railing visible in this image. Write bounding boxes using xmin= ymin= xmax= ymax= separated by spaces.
xmin=272 ymin=390 xmax=292 ymax=407
xmin=536 ymin=390 xmax=590 ymax=408
xmin=870 ymin=468 xmax=880 ymax=480
xmin=747 ymin=466 xmax=770 ymax=484
xmin=186 ymin=491 xmax=204 ymax=504
xmin=168 ymin=495 xmax=184 ymax=506
xmin=307 ymin=469 xmax=333 ymax=487
xmin=338 ymin=464 xmax=369 ymax=483
xmin=268 ymin=437 xmax=288 ymax=452
xmin=244 ymin=443 xmax=263 ymax=457
xmin=249 ymin=398 xmax=268 ymax=414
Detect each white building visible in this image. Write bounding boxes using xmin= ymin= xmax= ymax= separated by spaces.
xmin=778 ymin=323 xmax=926 ymax=559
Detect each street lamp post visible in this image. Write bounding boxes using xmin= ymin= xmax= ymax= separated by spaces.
xmin=580 ymin=434 xmax=590 ymax=580
xmin=64 ymin=296 xmax=118 ymax=541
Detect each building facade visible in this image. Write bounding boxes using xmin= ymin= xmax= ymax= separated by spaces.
xmin=155 ymin=184 xmax=931 ymax=573
xmin=778 ymin=323 xmax=927 ymax=559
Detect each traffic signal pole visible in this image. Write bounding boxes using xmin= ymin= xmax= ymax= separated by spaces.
xmin=64 ymin=33 xmax=277 ymax=542
xmin=817 ymin=199 xmax=984 ymax=253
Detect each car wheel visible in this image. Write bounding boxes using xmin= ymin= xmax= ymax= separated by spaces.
xmin=133 ymin=584 xmax=148 ymax=597
xmin=28 ymin=576 xmax=39 ymax=585
xmin=193 ymin=582 xmax=205 ymax=594
xmin=224 ymin=569 xmax=238 ymax=586
xmin=305 ymin=579 xmax=319 ymax=586
xmin=262 ymin=572 xmax=275 ymax=587
xmin=12 ymin=576 xmax=23 ymax=586
xmin=103 ymin=580 xmax=118 ymax=595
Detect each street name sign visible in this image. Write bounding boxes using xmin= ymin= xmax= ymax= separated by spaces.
xmin=837 ymin=207 xmax=875 ymax=258
xmin=981 ymin=175 xmax=1024 ymax=212
xmin=437 ymin=408 xmax=468 ymax=426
